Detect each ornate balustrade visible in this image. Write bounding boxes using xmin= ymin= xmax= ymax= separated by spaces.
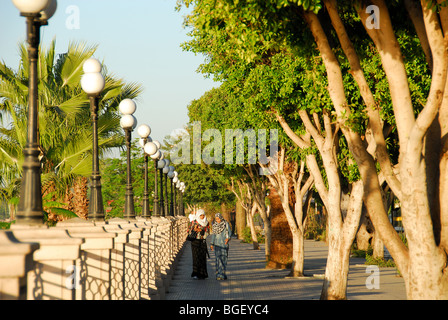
xmin=0 ymin=215 xmax=189 ymax=300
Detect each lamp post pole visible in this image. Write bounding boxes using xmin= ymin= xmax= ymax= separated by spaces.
xmin=13 ymin=0 xmax=57 ymax=225
xmin=159 ymin=161 xmax=165 ymax=217
xmin=153 ymin=159 xmax=159 ymax=216
xmin=179 ymin=187 xmax=183 ymax=216
xmin=80 ymin=58 xmax=106 ymax=221
xmin=119 ymin=99 xmax=137 ymax=219
xmin=138 ymin=124 xmax=151 ymax=218
xmin=168 ymin=166 xmax=175 ymax=216
xmin=173 ymin=177 xmax=178 ymax=216
xmin=88 ymin=95 xmax=104 ymax=220
xmin=180 ymin=182 xmax=185 ymax=216
xmin=170 ymin=178 xmax=174 ymax=216
xmin=176 ymin=181 xmax=181 ymax=216
xmin=149 ymin=146 xmax=161 ymax=217
xmin=124 ymin=128 xmax=135 ymax=218
xmin=163 ymin=161 xmax=169 ymax=216
xmin=142 ymin=142 xmax=150 ymax=217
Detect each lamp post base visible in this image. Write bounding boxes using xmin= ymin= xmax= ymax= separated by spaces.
xmin=124 ymin=189 xmax=135 ymax=219
xmin=16 ymin=145 xmax=43 ymax=225
xmin=88 ymin=174 xmax=105 ymax=221
xmin=142 ymin=194 xmax=150 ymax=217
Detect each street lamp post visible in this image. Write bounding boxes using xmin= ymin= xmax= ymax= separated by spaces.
xmin=173 ymin=173 xmax=178 ymax=216
xmin=145 ymin=141 xmax=160 ymax=216
xmin=163 ymin=159 xmax=170 ymax=216
xmin=119 ymin=99 xmax=137 ymax=219
xmin=180 ymin=182 xmax=185 ymax=216
xmin=157 ymin=157 xmax=166 ymax=217
xmin=13 ymin=0 xmax=57 ymax=225
xmin=137 ymin=124 xmax=151 ymax=218
xmin=81 ymin=58 xmax=106 ymax=221
xmin=176 ymin=180 xmax=181 ymax=216
xmin=167 ymin=166 xmax=175 ymax=216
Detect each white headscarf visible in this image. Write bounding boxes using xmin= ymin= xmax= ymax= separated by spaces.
xmin=195 ymin=209 xmax=208 ymax=227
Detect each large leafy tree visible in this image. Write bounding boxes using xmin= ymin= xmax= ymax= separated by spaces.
xmin=180 ymin=0 xmax=364 ymax=294
xmin=178 ymin=0 xmax=447 ymax=299
xmin=165 ymin=124 xmax=235 ymax=212
xmin=0 ymin=40 xmax=142 ymax=221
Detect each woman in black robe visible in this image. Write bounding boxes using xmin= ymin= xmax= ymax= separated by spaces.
xmin=188 ymin=209 xmax=210 ymax=279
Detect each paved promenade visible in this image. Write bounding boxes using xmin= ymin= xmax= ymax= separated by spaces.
xmin=165 ymin=237 xmax=406 ymax=300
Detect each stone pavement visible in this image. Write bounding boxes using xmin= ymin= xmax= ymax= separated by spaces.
xmin=165 ymin=237 xmax=406 ymax=300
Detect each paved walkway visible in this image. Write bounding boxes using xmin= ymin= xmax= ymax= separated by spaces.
xmin=165 ymin=237 xmax=406 ymax=300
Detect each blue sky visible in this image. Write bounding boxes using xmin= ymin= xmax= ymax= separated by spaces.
xmin=0 ymin=0 xmax=217 ymax=153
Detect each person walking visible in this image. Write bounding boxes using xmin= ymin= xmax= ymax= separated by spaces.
xmin=188 ymin=209 xmax=210 ymax=279
xmin=188 ymin=211 xmax=196 ymax=224
xmin=210 ymin=213 xmax=232 ymax=280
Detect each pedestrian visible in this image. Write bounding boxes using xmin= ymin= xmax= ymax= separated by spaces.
xmin=188 ymin=209 xmax=210 ymax=279
xmin=210 ymin=213 xmax=232 ymax=280
xmin=188 ymin=210 xmax=196 ymax=224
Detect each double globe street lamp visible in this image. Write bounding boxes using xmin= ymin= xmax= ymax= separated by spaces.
xmin=80 ymin=58 xmax=106 ymax=221
xmin=157 ymin=155 xmax=166 ymax=216
xmin=144 ymin=140 xmax=161 ymax=216
xmin=179 ymin=181 xmax=185 ymax=216
xmin=167 ymin=166 xmax=175 ymax=216
xmin=162 ymin=159 xmax=170 ymax=216
xmin=12 ymin=0 xmax=57 ymax=225
xmin=172 ymin=171 xmax=179 ymax=215
xmin=137 ymin=124 xmax=151 ymax=218
xmin=119 ymin=99 xmax=137 ymax=219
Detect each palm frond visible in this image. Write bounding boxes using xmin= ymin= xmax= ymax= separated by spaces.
xmin=1 ymin=39 xmax=143 ymax=206
xmin=59 ymin=41 xmax=98 ymax=89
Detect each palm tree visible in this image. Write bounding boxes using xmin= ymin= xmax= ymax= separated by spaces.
xmin=0 ymin=39 xmax=142 ymax=222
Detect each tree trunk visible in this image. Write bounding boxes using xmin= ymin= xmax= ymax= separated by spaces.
xmin=235 ymin=199 xmax=246 ymax=240
xmin=73 ymin=176 xmax=88 ymax=219
xmin=320 ymin=180 xmax=364 ymax=299
xmin=247 ymin=204 xmax=260 ymax=250
xmin=262 ymin=208 xmax=272 ymax=262
xmin=266 ymin=187 xmax=293 ymax=269
xmin=320 ymin=231 xmax=349 ymax=300
xmin=220 ymin=202 xmax=230 ymax=223
xmin=262 ymin=152 xmax=312 ymax=276
xmin=8 ymin=204 xmax=15 ymax=222
xmin=290 ymin=227 xmax=305 ymax=277
xmin=246 ymin=164 xmax=272 ymax=261
xmin=360 ymin=0 xmax=448 ymax=299
xmin=356 ymin=208 xmax=372 ymax=251
xmin=372 ymin=231 xmax=384 ymax=259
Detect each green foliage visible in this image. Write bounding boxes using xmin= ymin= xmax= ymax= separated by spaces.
xmin=351 ymin=245 xmax=397 ymax=268
xmin=365 ymin=254 xmax=396 ymax=268
xmin=424 ymin=0 xmax=448 ymax=12
xmin=351 ymin=245 xmax=373 ymax=258
xmin=166 ymin=125 xmax=236 ymax=208
xmin=0 ymin=222 xmax=10 ymax=229
xmin=304 ymin=206 xmax=326 ymax=240
xmin=101 ymin=140 xmax=153 ymax=218
xmin=241 ymin=226 xmax=265 ymax=244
